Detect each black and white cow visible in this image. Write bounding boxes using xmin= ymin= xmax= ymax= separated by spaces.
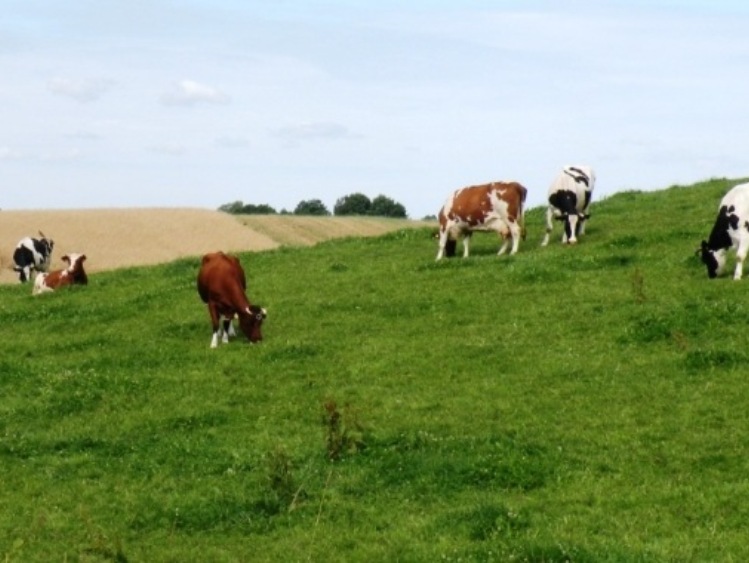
xmin=541 ymin=165 xmax=596 ymax=246
xmin=699 ymin=182 xmax=749 ymax=280
xmin=13 ymin=232 xmax=54 ymax=283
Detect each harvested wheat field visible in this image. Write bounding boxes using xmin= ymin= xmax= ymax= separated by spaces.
xmin=0 ymin=208 xmax=435 ymax=285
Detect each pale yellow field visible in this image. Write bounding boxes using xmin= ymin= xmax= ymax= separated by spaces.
xmin=0 ymin=209 xmax=435 ymax=284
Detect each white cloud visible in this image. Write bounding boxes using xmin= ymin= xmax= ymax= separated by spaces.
xmin=47 ymin=77 xmax=114 ymax=102
xmin=214 ymin=136 xmax=250 ymax=149
xmin=40 ymin=148 xmax=84 ymax=161
xmin=160 ymin=79 xmax=230 ymax=106
xmin=0 ymin=147 xmax=25 ymax=160
xmin=273 ymin=122 xmax=362 ymax=142
xmin=149 ymin=144 xmax=187 ymax=156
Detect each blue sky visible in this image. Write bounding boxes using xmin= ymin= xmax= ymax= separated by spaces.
xmin=2 ymin=1 xmax=748 ymax=218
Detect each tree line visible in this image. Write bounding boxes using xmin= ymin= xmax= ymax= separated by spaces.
xmin=218 ymin=193 xmax=407 ymax=218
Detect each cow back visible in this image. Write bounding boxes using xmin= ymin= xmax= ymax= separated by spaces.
xmin=440 ymin=181 xmax=525 ymax=228
xmin=197 ymin=252 xmax=246 ymax=304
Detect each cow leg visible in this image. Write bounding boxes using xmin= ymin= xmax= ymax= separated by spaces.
xmin=578 ymin=216 xmax=587 ymax=236
xmin=734 ymin=237 xmax=749 ymax=280
xmin=541 ymin=207 xmax=553 ymax=246
xmin=221 ymin=317 xmax=231 ymax=344
xmin=208 ymin=304 xmax=221 ymax=348
xmin=497 ymin=236 xmax=510 ymax=256
xmin=221 ymin=316 xmax=236 ymax=343
xmin=436 ymin=229 xmax=448 ymax=261
xmin=32 ymin=273 xmax=51 ymax=295
xmin=462 ymin=233 xmax=471 ymax=258
xmin=507 ymin=222 xmax=522 ymax=255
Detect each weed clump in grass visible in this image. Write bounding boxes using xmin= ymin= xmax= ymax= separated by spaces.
xmin=322 ymin=400 xmax=366 ymax=461
xmin=265 ymin=446 xmax=305 ymax=512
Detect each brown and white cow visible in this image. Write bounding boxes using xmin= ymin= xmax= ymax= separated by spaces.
xmin=436 ymin=181 xmax=527 ymax=260
xmin=33 ymin=253 xmax=88 ymax=295
xmin=197 ymin=251 xmax=267 ymax=348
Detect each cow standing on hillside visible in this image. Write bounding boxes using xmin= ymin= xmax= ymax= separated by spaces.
xmin=197 ymin=252 xmax=267 ymax=348
xmin=13 ymin=232 xmax=54 ymax=282
xmin=436 ymin=181 xmax=527 ymax=260
xmin=33 ymin=253 xmax=88 ymax=295
xmin=699 ymin=182 xmax=749 ymax=280
xmin=542 ymin=165 xmax=596 ymax=246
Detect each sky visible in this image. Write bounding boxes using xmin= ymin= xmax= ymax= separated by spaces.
xmin=2 ymin=1 xmax=749 ymax=218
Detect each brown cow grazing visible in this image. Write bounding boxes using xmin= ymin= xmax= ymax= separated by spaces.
xmin=33 ymin=253 xmax=88 ymax=295
xmin=436 ymin=181 xmax=527 ymax=260
xmin=197 ymin=251 xmax=267 ymax=348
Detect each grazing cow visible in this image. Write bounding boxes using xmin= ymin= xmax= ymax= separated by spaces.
xmin=541 ymin=165 xmax=596 ymax=246
xmin=699 ymin=182 xmax=749 ymax=280
xmin=436 ymin=181 xmax=527 ymax=260
xmin=13 ymin=232 xmax=54 ymax=282
xmin=33 ymin=253 xmax=88 ymax=295
xmin=197 ymin=251 xmax=267 ymax=348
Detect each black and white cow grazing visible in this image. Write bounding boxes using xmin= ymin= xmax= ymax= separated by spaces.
xmin=541 ymin=165 xmax=596 ymax=246
xmin=699 ymin=182 xmax=749 ymax=280
xmin=13 ymin=232 xmax=54 ymax=283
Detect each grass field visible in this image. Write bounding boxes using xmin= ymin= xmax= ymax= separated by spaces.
xmin=2 ymin=178 xmax=749 ymax=561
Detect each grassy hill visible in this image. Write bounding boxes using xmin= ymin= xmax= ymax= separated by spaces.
xmin=2 ymin=177 xmax=749 ymax=561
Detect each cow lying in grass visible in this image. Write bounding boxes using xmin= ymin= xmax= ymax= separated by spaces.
xmin=33 ymin=253 xmax=88 ymax=295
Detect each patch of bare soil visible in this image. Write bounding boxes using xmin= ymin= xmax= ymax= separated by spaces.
xmin=0 ymin=209 xmax=435 ymax=285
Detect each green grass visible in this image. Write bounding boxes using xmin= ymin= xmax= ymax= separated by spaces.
xmin=2 ymin=177 xmax=749 ymax=561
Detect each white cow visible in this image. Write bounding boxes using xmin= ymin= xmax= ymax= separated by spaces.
xmin=541 ymin=165 xmax=596 ymax=246
xmin=699 ymin=182 xmax=749 ymax=280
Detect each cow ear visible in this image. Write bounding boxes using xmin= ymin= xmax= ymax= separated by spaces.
xmin=62 ymin=255 xmax=70 ymax=264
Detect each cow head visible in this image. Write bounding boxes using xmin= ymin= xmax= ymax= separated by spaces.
xmin=62 ymin=253 xmax=88 ymax=284
xmin=699 ymin=240 xmax=725 ymax=279
xmin=38 ymin=231 xmax=54 ymax=257
xmin=556 ymin=211 xmax=590 ymax=244
xmin=560 ymin=212 xmax=580 ymax=243
xmin=238 ymin=305 xmax=267 ymax=343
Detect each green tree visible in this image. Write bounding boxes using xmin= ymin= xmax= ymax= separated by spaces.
xmin=334 ymin=193 xmax=371 ymax=216
xmin=369 ymin=195 xmax=407 ymax=218
xmin=294 ymin=199 xmax=330 ymax=216
xmin=218 ymin=200 xmax=245 ymax=214
xmin=241 ymin=203 xmax=277 ymax=214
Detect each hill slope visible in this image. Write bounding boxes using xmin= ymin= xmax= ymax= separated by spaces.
xmin=0 ymin=209 xmax=434 ymax=284
xmin=2 ymin=178 xmax=749 ymax=561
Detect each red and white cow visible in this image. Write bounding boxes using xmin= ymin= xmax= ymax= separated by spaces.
xmin=436 ymin=181 xmax=527 ymax=260
xmin=33 ymin=253 xmax=88 ymax=295
xmin=197 ymin=251 xmax=267 ymax=348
